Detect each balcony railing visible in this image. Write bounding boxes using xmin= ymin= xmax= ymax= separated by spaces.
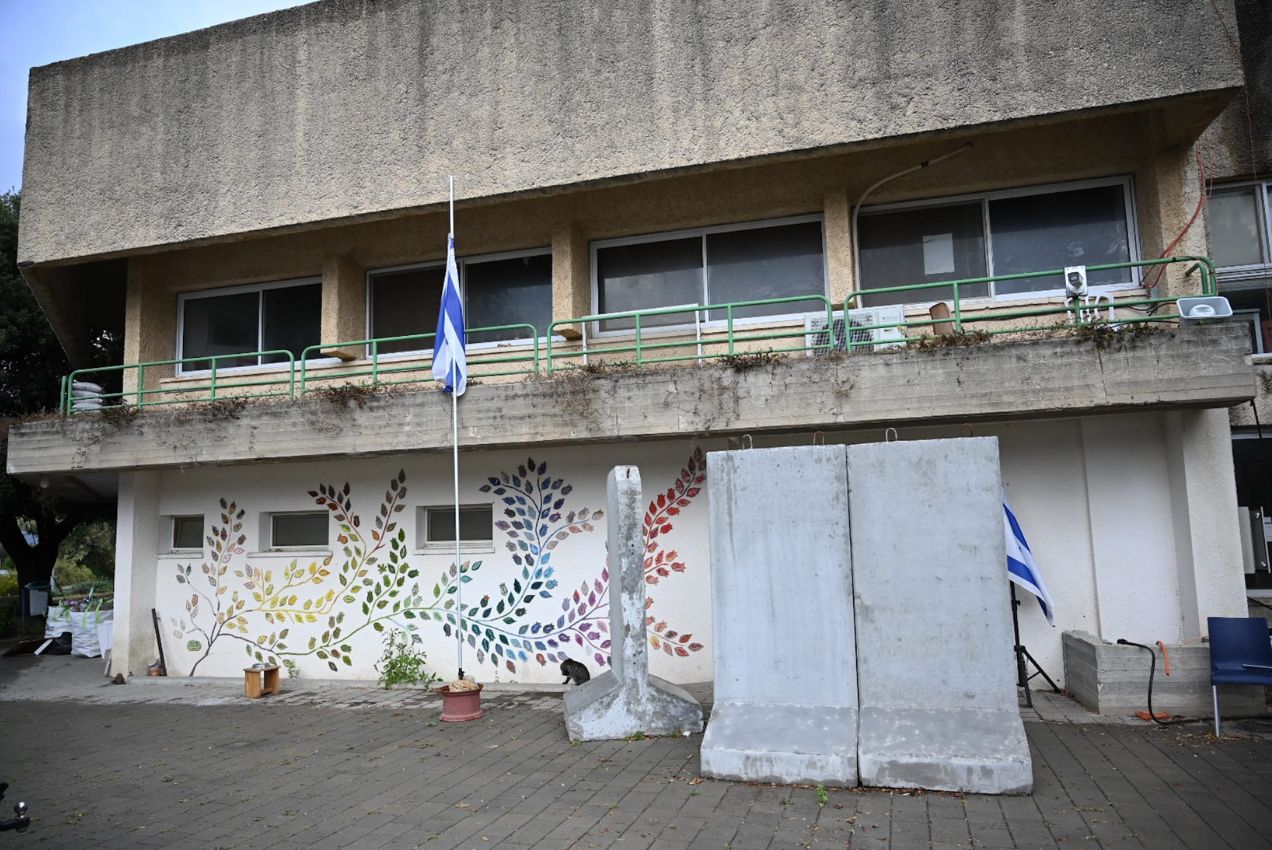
xmin=58 ymin=256 xmax=1217 ymax=414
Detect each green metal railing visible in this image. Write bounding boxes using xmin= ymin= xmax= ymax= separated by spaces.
xmin=58 ymin=256 xmax=1218 ymax=413
xmin=837 ymin=256 xmax=1217 ymax=349
xmin=62 ymin=351 xmax=297 ymax=414
xmin=545 ymin=295 xmax=837 ymax=374
xmin=298 ymin=324 xmax=540 ymax=394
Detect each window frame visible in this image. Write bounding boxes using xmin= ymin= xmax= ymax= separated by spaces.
xmin=1211 ymin=180 xmax=1272 ymax=286
xmin=265 ymin=510 xmax=331 ymax=552
xmin=855 ymin=176 xmax=1142 ymax=306
xmin=175 ymin=277 xmax=330 ymax=377
xmin=364 ymin=247 xmax=553 ymax=359
xmin=417 ymin=504 xmax=495 ymax=553
xmin=168 ymin=515 xmax=205 ymax=553
xmin=588 ymin=213 xmax=829 ymax=336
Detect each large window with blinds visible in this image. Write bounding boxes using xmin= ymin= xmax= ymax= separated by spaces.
xmin=177 ymin=278 xmax=322 ymax=372
xmin=857 ymin=178 xmax=1138 ymax=307
xmin=591 ymin=216 xmax=826 ymax=331
xmin=367 ymin=251 xmax=552 ymax=354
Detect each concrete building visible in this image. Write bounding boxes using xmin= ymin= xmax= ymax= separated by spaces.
xmin=6 ymin=0 xmax=1268 ymax=702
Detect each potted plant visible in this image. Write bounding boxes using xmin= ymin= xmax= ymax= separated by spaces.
xmin=437 ymin=676 xmax=483 ymax=722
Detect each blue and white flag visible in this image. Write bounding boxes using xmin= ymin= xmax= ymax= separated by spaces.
xmin=432 ymin=233 xmax=467 ymax=396
xmin=1004 ymin=500 xmax=1054 ymax=625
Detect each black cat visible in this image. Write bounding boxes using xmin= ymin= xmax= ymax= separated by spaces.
xmin=560 ymin=658 xmax=590 ymax=686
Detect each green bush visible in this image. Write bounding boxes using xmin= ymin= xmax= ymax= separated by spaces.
xmin=53 ymin=560 xmax=99 ymax=589
xmin=375 ymin=630 xmax=441 ymax=689
xmin=0 ymin=571 xmax=17 ymax=597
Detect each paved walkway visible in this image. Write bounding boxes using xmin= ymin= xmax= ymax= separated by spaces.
xmin=2 ymin=654 xmax=1271 ymax=849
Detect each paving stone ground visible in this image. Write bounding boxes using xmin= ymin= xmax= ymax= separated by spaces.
xmin=2 ymin=653 xmax=1271 ymax=849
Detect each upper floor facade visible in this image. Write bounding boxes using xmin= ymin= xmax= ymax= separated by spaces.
xmin=8 ymin=0 xmax=1265 ymax=486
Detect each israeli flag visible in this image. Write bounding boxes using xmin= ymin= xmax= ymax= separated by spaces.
xmin=1004 ymin=500 xmax=1054 ymax=625
xmin=432 ymin=234 xmax=467 ymax=396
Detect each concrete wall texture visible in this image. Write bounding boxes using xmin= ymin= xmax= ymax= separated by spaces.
xmin=701 ymin=446 xmax=859 ymax=785
xmin=1203 ymin=0 xmax=1271 ymax=181
xmin=18 ymin=0 xmax=1242 ymax=266
xmin=850 ymin=438 xmax=1031 ymax=794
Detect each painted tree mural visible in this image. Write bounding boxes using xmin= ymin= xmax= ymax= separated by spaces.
xmin=170 ymin=451 xmax=707 ymax=677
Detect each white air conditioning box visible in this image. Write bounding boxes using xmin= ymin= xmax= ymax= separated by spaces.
xmin=805 ymin=307 xmax=906 ymax=353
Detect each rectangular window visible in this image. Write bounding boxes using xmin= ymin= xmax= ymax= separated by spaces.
xmin=858 ymin=179 xmax=1136 ymax=306
xmin=858 ymin=202 xmax=988 ymax=307
xmin=367 ymin=250 xmax=551 ymax=354
xmin=593 ymin=217 xmax=826 ymax=331
xmin=1210 ymin=183 xmax=1271 ymax=272
xmin=170 ymin=515 xmax=204 ymax=551
xmin=179 ymin=279 xmax=322 ymax=371
xmin=268 ymin=512 xmax=329 ymax=550
xmin=420 ymin=505 xmax=493 ymax=545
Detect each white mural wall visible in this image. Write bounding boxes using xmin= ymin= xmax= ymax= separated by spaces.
xmin=144 ymin=412 xmax=1247 ymax=688
xmin=153 ymin=440 xmax=721 ymax=683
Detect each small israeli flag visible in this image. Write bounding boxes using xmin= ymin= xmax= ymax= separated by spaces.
xmin=432 ymin=234 xmax=467 ymax=396
xmin=1004 ymin=500 xmax=1054 ymax=625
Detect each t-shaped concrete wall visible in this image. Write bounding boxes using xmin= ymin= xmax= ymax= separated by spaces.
xmin=563 ymin=466 xmax=703 ymax=741
xmin=701 ymin=439 xmax=1031 ymax=792
xmin=850 ymin=438 xmax=1031 ymax=794
xmin=700 ymin=446 xmax=859 ymax=785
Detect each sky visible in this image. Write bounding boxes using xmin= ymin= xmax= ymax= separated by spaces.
xmin=0 ymin=0 xmax=310 ymax=192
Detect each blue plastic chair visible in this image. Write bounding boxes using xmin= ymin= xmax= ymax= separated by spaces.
xmin=1208 ymin=616 xmax=1272 ymax=736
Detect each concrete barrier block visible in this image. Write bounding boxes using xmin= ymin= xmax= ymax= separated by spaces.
xmin=700 ymin=446 xmax=858 ymax=785
xmin=850 ymin=437 xmax=1032 ymax=794
xmin=564 ymin=466 xmax=704 ymax=741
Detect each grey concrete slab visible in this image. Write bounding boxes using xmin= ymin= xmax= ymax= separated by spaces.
xmin=700 ymin=446 xmax=858 ymax=785
xmin=849 ymin=437 xmax=1033 ymax=794
xmin=563 ymin=466 xmax=703 ymax=741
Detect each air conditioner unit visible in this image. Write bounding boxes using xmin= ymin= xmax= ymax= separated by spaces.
xmin=805 ymin=307 xmax=907 ymax=353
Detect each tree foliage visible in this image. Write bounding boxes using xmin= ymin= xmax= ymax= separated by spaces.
xmin=0 ymin=192 xmax=112 ymax=590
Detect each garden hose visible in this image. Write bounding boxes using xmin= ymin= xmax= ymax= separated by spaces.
xmin=1116 ymin=639 xmax=1201 ymax=726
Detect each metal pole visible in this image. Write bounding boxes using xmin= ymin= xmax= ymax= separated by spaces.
xmin=453 ymin=359 xmax=463 ymax=680
xmin=1011 ymin=584 xmax=1032 ymax=709
xmin=449 ymin=175 xmax=464 ymax=680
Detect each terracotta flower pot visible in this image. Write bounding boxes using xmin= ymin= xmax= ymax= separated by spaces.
xmin=437 ymin=683 xmax=484 ymax=722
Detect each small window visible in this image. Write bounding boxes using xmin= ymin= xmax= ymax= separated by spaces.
xmin=268 ymin=512 xmax=329 ymax=550
xmin=596 ymin=237 xmax=704 ymax=331
xmin=170 ymin=516 xmax=204 ymax=551
xmin=1210 ymin=184 xmax=1270 ymax=270
xmin=987 ymin=184 xmax=1131 ymax=295
xmin=463 ymin=254 xmax=553 ymax=343
xmin=420 ymin=505 xmax=493 ymax=546
xmin=179 ymin=279 xmax=322 ymax=370
xmin=368 ymin=252 xmax=551 ymax=353
xmin=858 ymin=201 xmax=988 ymax=307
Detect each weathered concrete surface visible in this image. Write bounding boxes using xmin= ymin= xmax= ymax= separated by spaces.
xmin=850 ymin=438 xmax=1032 ymax=794
xmin=112 ymin=471 xmax=162 ymax=678
xmin=563 ymin=466 xmax=702 ymax=741
xmin=18 ymin=0 xmax=1241 ymax=268
xmin=6 ymin=326 xmax=1256 ymax=481
xmin=700 ymin=446 xmax=858 ymax=785
xmin=1203 ymin=0 xmax=1272 ymax=181
xmin=1061 ymin=630 xmax=1264 ymax=717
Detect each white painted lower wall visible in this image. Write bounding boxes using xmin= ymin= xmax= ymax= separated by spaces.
xmin=116 ymin=410 xmax=1248 ymax=688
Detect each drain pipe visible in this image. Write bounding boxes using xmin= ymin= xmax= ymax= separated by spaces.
xmin=851 ymin=143 xmax=974 ymax=290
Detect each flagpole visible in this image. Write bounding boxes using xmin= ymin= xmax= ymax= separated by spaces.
xmin=449 ymin=175 xmax=464 ymax=681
